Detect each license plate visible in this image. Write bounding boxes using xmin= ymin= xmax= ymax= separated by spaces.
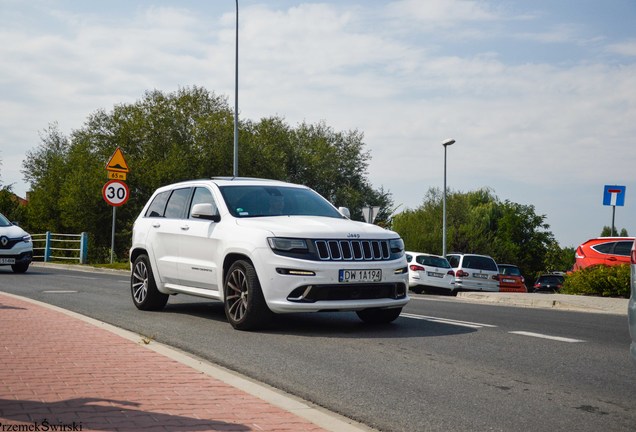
xmin=0 ymin=258 xmax=15 ymax=264
xmin=502 ymin=278 xmax=516 ymax=283
xmin=427 ymin=271 xmax=443 ymax=278
xmin=339 ymin=269 xmax=382 ymax=283
xmin=473 ymin=273 xmax=488 ymax=279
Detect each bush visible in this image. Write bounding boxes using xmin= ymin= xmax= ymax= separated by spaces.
xmin=561 ymin=264 xmax=630 ymax=298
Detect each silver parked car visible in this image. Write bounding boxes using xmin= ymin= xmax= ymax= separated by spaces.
xmin=406 ymin=251 xmax=454 ymax=294
xmin=446 ymin=253 xmax=500 ymax=293
xmin=629 ymin=240 xmax=636 ymax=364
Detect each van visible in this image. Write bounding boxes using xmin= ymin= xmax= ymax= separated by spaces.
xmin=446 ymin=253 xmax=500 ymax=293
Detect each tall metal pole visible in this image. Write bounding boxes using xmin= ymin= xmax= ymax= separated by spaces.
xmin=233 ymin=0 xmax=239 ymax=177
xmin=611 ymin=205 xmax=616 ymax=236
xmin=442 ymin=139 xmax=455 ymax=257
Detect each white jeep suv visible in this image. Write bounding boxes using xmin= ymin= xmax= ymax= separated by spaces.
xmin=130 ymin=178 xmax=409 ymax=330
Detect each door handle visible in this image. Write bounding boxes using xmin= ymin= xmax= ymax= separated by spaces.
xmin=152 ymin=223 xmax=161 ymax=228
xmin=180 ymin=225 xmax=190 ymax=231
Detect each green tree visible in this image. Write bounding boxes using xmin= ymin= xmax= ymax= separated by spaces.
xmin=0 ymin=185 xmax=26 ymax=224
xmin=22 ymin=123 xmax=70 ymax=233
xmin=21 ymin=86 xmax=390 ymax=262
xmin=543 ymin=242 xmax=575 ymax=274
xmin=600 ymin=226 xmax=628 ymax=236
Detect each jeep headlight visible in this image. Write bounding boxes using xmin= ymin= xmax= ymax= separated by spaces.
xmin=268 ymin=237 xmax=308 ymax=252
xmin=389 ymin=238 xmax=405 ymax=255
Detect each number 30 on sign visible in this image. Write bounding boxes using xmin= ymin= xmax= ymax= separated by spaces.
xmin=102 ymin=180 xmax=130 ymax=206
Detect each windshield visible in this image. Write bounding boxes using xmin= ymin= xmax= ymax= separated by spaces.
xmin=499 ymin=265 xmax=521 ymax=276
xmin=416 ymin=255 xmax=451 ymax=268
xmin=219 ymin=185 xmax=344 ymax=219
xmin=0 ymin=213 xmax=11 ymax=227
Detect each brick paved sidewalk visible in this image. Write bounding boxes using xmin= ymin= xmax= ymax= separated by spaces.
xmin=0 ymin=292 xmax=336 ymax=432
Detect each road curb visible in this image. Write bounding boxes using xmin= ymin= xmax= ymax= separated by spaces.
xmin=457 ymin=292 xmax=628 ymax=315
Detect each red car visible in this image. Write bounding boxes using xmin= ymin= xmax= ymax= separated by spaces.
xmin=573 ymin=237 xmax=634 ymax=271
xmin=497 ymin=264 xmax=527 ymax=293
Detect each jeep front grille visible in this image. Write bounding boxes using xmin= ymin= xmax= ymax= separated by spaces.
xmin=314 ymin=240 xmax=391 ymax=261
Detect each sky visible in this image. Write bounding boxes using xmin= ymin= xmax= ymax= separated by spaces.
xmin=1 ymin=0 xmax=635 ymax=247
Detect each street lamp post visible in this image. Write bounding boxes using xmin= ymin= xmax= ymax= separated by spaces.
xmin=233 ymin=0 xmax=239 ymax=177
xmin=442 ymin=138 xmax=455 ymax=257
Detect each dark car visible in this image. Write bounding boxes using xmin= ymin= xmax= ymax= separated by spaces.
xmin=532 ymin=274 xmax=565 ymax=293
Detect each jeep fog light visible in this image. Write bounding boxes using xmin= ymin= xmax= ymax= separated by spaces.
xmin=276 ymin=268 xmax=316 ymax=276
xmin=394 ymin=266 xmax=408 ymax=275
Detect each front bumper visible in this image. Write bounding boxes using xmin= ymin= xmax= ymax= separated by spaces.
xmin=0 ymin=250 xmax=33 ymax=266
xmin=252 ymin=247 xmax=410 ymax=313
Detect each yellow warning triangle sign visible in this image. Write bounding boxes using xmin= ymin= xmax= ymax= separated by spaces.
xmin=105 ymin=147 xmax=130 ymax=173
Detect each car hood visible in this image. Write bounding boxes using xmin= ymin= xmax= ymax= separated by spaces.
xmin=235 ymin=216 xmax=398 ymax=239
xmin=0 ymin=224 xmax=29 ymax=239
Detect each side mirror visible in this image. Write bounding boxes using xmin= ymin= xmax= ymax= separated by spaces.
xmin=338 ymin=207 xmax=351 ymax=219
xmin=191 ymin=203 xmax=221 ymax=222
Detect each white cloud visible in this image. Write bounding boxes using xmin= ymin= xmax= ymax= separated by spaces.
xmin=606 ymin=39 xmax=636 ymax=57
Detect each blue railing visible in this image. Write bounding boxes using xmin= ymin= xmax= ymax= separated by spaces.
xmin=31 ymin=232 xmax=88 ymax=264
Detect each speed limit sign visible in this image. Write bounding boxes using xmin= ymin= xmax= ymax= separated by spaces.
xmin=102 ymin=180 xmax=130 ymax=206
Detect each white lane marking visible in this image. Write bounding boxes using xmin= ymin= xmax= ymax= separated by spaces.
xmin=401 ymin=313 xmax=497 ymax=329
xmin=509 ymin=331 xmax=584 ymax=343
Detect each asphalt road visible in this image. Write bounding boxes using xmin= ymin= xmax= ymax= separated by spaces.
xmin=1 ymin=266 xmax=635 ymax=432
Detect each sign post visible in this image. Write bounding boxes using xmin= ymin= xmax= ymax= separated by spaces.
xmin=104 ymin=148 xmax=130 ymax=263
xmin=603 ymin=185 xmax=626 ymax=236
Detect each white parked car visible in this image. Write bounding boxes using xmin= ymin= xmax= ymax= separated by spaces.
xmin=406 ymin=251 xmax=454 ymax=294
xmin=0 ymin=212 xmax=33 ymax=273
xmin=130 ymin=178 xmax=409 ymax=330
xmin=446 ymin=253 xmax=500 ymax=293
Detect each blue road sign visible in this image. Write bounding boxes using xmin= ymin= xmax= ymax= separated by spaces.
xmin=603 ymin=185 xmax=626 ymax=206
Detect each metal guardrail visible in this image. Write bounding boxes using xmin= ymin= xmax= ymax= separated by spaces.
xmin=31 ymin=232 xmax=88 ymax=264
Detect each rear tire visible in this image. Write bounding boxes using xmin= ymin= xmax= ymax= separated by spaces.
xmin=356 ymin=307 xmax=402 ymax=324
xmin=131 ymin=255 xmax=168 ymax=311
xmin=11 ymin=262 xmax=29 ymax=273
xmin=224 ymin=260 xmax=272 ymax=330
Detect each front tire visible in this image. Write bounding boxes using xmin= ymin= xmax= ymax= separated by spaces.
xmin=11 ymin=262 xmax=29 ymax=273
xmin=224 ymin=260 xmax=272 ymax=330
xmin=131 ymin=254 xmax=168 ymax=311
xmin=356 ymin=307 xmax=402 ymax=324
xmin=410 ymin=286 xmax=423 ymax=294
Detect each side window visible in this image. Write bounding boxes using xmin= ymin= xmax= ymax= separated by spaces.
xmin=447 ymin=255 xmax=459 ymax=268
xmin=188 ymin=187 xmax=217 ymax=219
xmin=164 ymin=188 xmax=192 ymax=219
xmin=593 ymin=243 xmax=613 ymax=254
xmin=145 ymin=191 xmax=171 ymax=218
xmin=613 ymin=241 xmax=633 ymax=256
xmin=406 ymin=254 xmax=413 ymax=263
